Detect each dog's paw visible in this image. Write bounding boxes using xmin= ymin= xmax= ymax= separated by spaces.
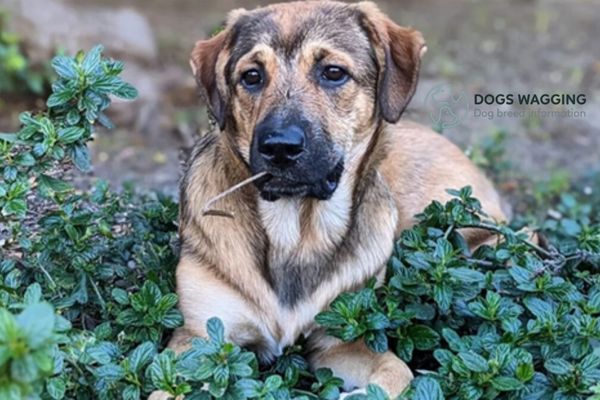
xmin=147 ymin=391 xmax=182 ymax=400
xmin=339 ymin=388 xmax=367 ymax=399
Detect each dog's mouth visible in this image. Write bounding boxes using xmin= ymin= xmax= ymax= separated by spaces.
xmin=257 ymin=159 xmax=344 ymax=202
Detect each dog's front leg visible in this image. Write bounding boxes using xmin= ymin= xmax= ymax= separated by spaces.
xmin=308 ymin=337 xmax=413 ymax=398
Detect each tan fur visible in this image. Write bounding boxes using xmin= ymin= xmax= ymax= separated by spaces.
xmin=150 ymin=2 xmax=506 ymax=399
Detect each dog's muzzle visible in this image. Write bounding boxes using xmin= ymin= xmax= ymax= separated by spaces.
xmin=250 ymin=112 xmax=344 ymax=202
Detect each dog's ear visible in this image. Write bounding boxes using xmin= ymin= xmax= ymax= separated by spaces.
xmin=357 ymin=2 xmax=427 ymax=123
xmin=190 ymin=30 xmax=228 ymax=130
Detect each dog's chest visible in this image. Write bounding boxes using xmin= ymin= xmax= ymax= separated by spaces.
xmin=251 ymin=175 xmax=397 ymax=357
xmin=257 ymin=186 xmax=352 ymax=306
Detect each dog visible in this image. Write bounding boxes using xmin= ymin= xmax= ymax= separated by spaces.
xmin=151 ymin=1 xmax=506 ymax=398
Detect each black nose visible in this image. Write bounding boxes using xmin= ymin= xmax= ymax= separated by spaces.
xmin=258 ymin=126 xmax=305 ymax=167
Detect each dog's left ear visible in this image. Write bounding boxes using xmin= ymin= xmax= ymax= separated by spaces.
xmin=190 ymin=30 xmax=229 ymax=130
xmin=357 ymin=2 xmax=427 ymax=123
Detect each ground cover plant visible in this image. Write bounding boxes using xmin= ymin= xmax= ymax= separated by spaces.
xmin=0 ymin=47 xmax=599 ymax=400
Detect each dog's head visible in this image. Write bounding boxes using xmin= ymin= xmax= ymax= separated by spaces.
xmin=190 ymin=1 xmax=426 ymax=201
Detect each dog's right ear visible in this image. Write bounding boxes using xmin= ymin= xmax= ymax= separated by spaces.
xmin=190 ymin=30 xmax=228 ymax=130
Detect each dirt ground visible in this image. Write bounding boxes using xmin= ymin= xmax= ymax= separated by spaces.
xmin=3 ymin=0 xmax=600 ymax=195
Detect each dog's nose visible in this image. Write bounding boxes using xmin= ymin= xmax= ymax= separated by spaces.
xmin=258 ymin=126 xmax=305 ymax=167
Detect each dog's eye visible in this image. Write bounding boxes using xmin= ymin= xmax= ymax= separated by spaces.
xmin=241 ymin=69 xmax=263 ymax=89
xmin=321 ymin=66 xmax=348 ymax=85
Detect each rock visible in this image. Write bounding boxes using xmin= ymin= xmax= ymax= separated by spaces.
xmin=3 ymin=0 xmax=157 ymax=63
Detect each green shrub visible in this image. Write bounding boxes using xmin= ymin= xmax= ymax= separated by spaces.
xmin=0 ymin=46 xmax=599 ymax=400
xmin=0 ymin=12 xmax=49 ymax=95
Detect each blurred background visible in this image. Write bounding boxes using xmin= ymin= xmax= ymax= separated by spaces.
xmin=1 ymin=0 xmax=599 ymax=203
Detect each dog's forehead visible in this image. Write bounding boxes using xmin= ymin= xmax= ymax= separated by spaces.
xmin=227 ymin=2 xmax=372 ymax=61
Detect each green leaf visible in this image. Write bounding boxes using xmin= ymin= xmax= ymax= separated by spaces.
xmin=490 ymin=376 xmax=522 ymax=391
xmin=406 ymin=253 xmax=431 ymax=270
xmin=113 ymin=82 xmax=138 ymax=100
xmin=0 ymin=309 xmax=18 ymax=344
xmin=405 ymin=303 xmax=436 ymax=321
xmin=38 ymin=174 xmax=73 ymax=193
xmin=458 ymin=351 xmax=489 ymax=373
xmin=449 ymin=267 xmax=485 ymax=283
xmin=544 ymin=358 xmax=572 ymax=375
xmin=81 ymin=44 xmax=104 ymax=75
xmin=408 ymin=325 xmax=440 ymax=350
xmin=161 ymin=309 xmax=183 ymax=329
xmin=457 ymin=384 xmax=483 ymax=400
xmin=366 ymin=384 xmax=388 ymax=400
xmin=111 ymin=288 xmax=130 ymax=305
xmin=366 ymin=312 xmax=389 ymax=330
xmin=229 ymin=360 xmax=253 ymax=378
xmin=524 ymin=297 xmax=553 ymax=320
xmin=3 ymin=166 xmax=17 ymax=182
xmin=396 ymin=336 xmax=414 ymax=361
xmin=433 ymin=349 xmax=454 ymax=367
xmin=434 ymin=283 xmax=452 ymax=313
xmin=23 ymin=283 xmax=42 ymax=305
xmin=213 ymin=363 xmax=229 ymax=385
xmin=434 ymin=238 xmax=454 ymax=261
xmin=207 ymin=318 xmax=225 ymax=344
xmin=57 ymin=126 xmax=85 ymax=144
xmin=15 ymin=152 xmax=35 ymax=167
xmin=264 ymin=374 xmax=283 ymax=391
xmin=46 ymin=376 xmax=66 ymax=399
xmin=11 ymin=354 xmax=39 ymax=383
xmin=156 ymin=293 xmax=179 ymax=313
xmin=70 ymin=143 xmax=91 ymax=171
xmin=579 ymin=353 xmax=600 ymax=371
xmin=128 ymin=342 xmax=156 ymax=372
xmin=560 ymin=218 xmax=581 ymax=236
xmin=495 ymin=249 xmax=512 ymax=261
xmin=508 ymin=266 xmax=533 ymax=285
xmin=51 ymin=55 xmax=78 ymax=79
xmin=96 ymin=363 xmax=125 ymax=380
xmin=412 ymin=377 xmax=444 ymax=400
xmin=122 ymin=385 xmax=140 ymax=400
xmin=16 ymin=302 xmax=55 ymax=348
xmin=92 ymin=75 xmax=123 ymax=94
xmin=47 ymin=88 xmax=75 ymax=108
xmin=588 ymin=291 xmax=600 ymax=312
xmin=87 ymin=342 xmax=116 ymax=365
xmin=365 ymin=330 xmax=388 ymax=353
xmin=442 ymin=328 xmax=467 ymax=352
xmin=515 ymin=362 xmax=535 ymax=382
xmin=236 ymin=379 xmax=261 ymax=397
xmin=66 ymin=109 xmax=81 ymax=125
xmin=315 ymin=311 xmax=346 ymax=327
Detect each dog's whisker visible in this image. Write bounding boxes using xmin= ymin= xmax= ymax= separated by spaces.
xmin=202 ymin=171 xmax=270 ymax=218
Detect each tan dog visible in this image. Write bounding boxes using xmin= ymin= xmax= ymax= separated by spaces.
xmin=153 ymin=1 xmax=505 ymax=398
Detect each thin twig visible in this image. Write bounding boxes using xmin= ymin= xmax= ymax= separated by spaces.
xmin=202 ymin=171 xmax=269 ymax=219
xmin=443 ymin=223 xmax=455 ymax=240
xmin=38 ymin=263 xmax=57 ymax=288
xmin=462 ymin=257 xmax=497 ymax=268
xmin=462 ymin=222 xmax=552 ymax=259
xmin=89 ymin=276 xmax=106 ymax=311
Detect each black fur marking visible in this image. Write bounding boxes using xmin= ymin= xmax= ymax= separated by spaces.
xmin=179 ymin=133 xmax=218 ymax=224
xmin=226 ymin=10 xmax=278 ymax=86
xmin=268 ymin=251 xmax=336 ymax=308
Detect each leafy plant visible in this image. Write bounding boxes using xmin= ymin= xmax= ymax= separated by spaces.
xmin=317 ymin=186 xmax=600 ymax=399
xmin=0 ymin=11 xmax=49 ymax=95
xmin=1 ymin=45 xmax=599 ymax=400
